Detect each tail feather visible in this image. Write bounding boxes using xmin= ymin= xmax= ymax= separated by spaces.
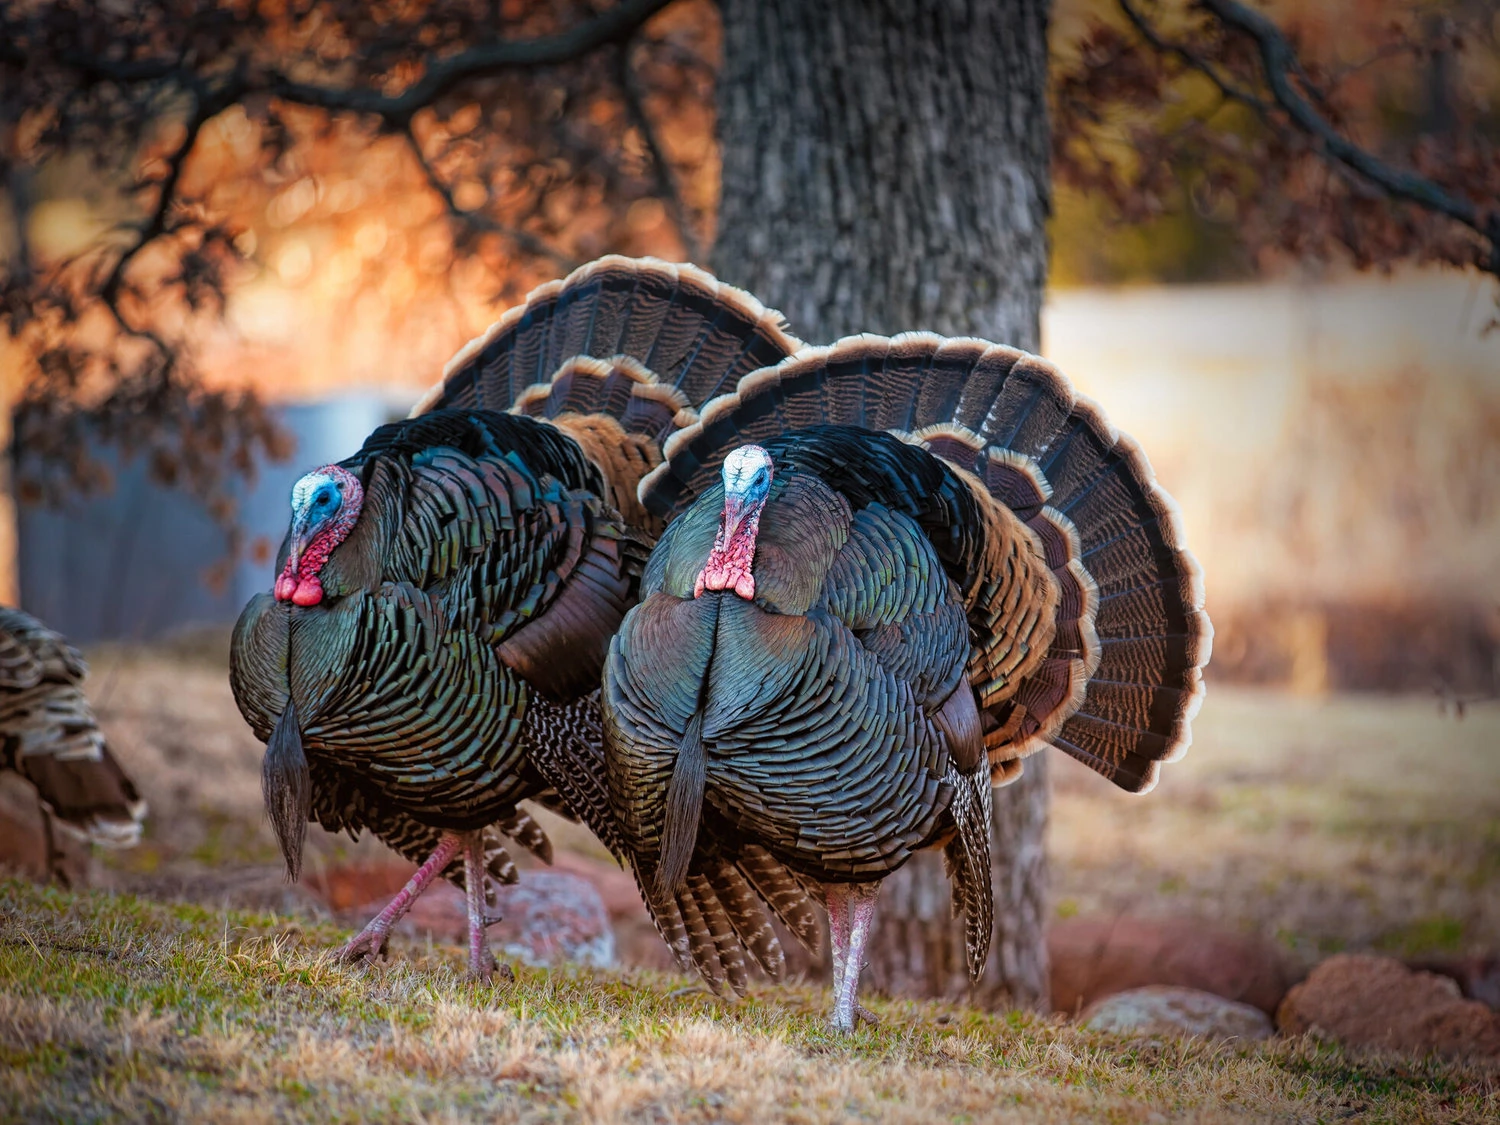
xmin=412 ymin=258 xmax=799 ymax=536
xmin=522 ymin=691 xmax=814 ymax=993
xmin=413 ymin=257 xmax=800 ymax=421
xmin=687 ymin=870 xmax=750 ymax=996
xmin=674 ymin=880 xmax=729 ymax=996
xmin=704 ymin=855 xmax=785 ymax=980
xmin=19 ymin=741 xmax=146 ymax=849
xmin=639 ymin=335 xmax=1210 ymax=794
xmin=1 ymin=606 xmax=148 ymax=849
xmin=496 ymin=807 xmax=553 ymax=865
xmin=734 ymin=845 xmax=824 ymax=957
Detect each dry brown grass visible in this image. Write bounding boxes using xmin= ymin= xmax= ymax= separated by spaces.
xmin=3 ymin=881 xmax=1497 ymax=1123
xmin=1050 ymin=689 xmax=1500 ymax=967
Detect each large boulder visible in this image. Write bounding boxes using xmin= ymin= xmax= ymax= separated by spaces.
xmin=1278 ymin=953 xmax=1500 ymax=1059
xmin=1050 ymin=916 xmax=1296 ymax=1016
xmin=1081 ymin=986 xmax=1275 ymax=1041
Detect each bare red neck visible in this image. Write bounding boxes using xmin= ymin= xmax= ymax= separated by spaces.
xmin=695 ymin=495 xmax=764 ymax=600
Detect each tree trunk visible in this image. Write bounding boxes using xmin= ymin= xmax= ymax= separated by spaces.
xmin=712 ymin=0 xmax=1054 ymax=1009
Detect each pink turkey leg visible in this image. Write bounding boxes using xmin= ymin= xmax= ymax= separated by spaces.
xmin=826 ymin=883 xmax=854 ymax=1013
xmin=338 ymin=831 xmax=465 ymax=964
xmin=826 ymin=881 xmax=882 ymax=1032
xmin=462 ymin=831 xmax=502 ymax=982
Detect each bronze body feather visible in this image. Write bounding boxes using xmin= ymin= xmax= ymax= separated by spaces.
xmin=0 ymin=606 xmax=146 ymax=873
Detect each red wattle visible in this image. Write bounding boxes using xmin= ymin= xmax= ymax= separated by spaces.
xmin=273 ymin=520 xmax=344 ymax=607
xmin=291 ymin=576 xmax=324 ymax=607
xmin=695 ymin=503 xmax=762 ymax=600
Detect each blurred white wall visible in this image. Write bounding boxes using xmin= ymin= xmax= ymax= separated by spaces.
xmin=1043 ymin=269 xmax=1500 ymax=611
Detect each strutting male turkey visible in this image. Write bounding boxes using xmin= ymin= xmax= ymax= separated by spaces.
xmin=603 ymin=335 xmax=1213 ymax=1029
xmin=229 ymin=257 xmax=824 ymax=981
xmin=0 ymin=607 xmax=146 ymax=878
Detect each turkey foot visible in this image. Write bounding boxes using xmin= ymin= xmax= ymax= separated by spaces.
xmin=337 ymin=831 xmax=466 ymax=966
xmin=462 ymin=831 xmax=506 ymax=983
xmin=825 ymin=880 xmax=882 ymax=1033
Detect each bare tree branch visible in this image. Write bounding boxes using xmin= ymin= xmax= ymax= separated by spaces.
xmin=1 ymin=0 xmax=693 ymax=523
xmin=401 ymin=127 xmax=577 ymax=269
xmin=267 ymin=0 xmax=676 ymax=124
xmin=99 ymin=97 xmax=213 ymax=317
xmin=617 ymin=37 xmax=703 ymax=262
xmin=19 ymin=0 xmax=676 ymax=325
xmin=1170 ymin=0 xmax=1500 ymax=275
xmin=1117 ymin=0 xmax=1268 ymax=112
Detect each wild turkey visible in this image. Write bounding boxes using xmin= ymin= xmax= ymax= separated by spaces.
xmin=603 ymin=334 xmax=1212 ymax=1028
xmin=230 ymin=256 xmax=822 ymax=981
xmin=0 ymin=606 xmax=146 ymax=879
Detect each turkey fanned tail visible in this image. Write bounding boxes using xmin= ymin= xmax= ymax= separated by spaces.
xmin=640 ymin=334 xmax=1211 ymax=793
xmin=416 ymin=255 xmax=801 ymax=427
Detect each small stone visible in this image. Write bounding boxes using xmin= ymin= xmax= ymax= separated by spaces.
xmin=1277 ymin=953 xmax=1500 ymax=1060
xmin=1081 ymin=986 xmax=1275 ymax=1041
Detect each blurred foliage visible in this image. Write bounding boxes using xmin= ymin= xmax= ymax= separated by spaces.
xmin=0 ymin=0 xmax=707 ymax=547
xmin=1 ymin=0 xmax=1497 ymax=531
xmin=1050 ymin=0 xmax=1500 ymax=286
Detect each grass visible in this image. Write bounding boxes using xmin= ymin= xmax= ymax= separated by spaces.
xmin=1048 ymin=689 xmax=1500 ymax=966
xmin=13 ymin=642 xmax=1495 ymax=1120
xmin=84 ymin=639 xmax=1500 ymax=968
xmin=3 ymin=880 xmax=1497 ymax=1124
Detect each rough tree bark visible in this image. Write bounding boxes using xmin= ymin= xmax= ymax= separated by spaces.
xmin=712 ymin=0 xmax=1054 ymax=1009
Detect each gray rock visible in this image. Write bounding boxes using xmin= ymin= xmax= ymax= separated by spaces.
xmin=1081 ymin=985 xmax=1275 ymax=1041
xmin=490 ymin=871 xmax=616 ymax=969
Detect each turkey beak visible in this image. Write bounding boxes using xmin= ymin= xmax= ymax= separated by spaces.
xmin=286 ymin=511 xmax=320 ymax=578
xmin=720 ymin=495 xmax=748 ymax=542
